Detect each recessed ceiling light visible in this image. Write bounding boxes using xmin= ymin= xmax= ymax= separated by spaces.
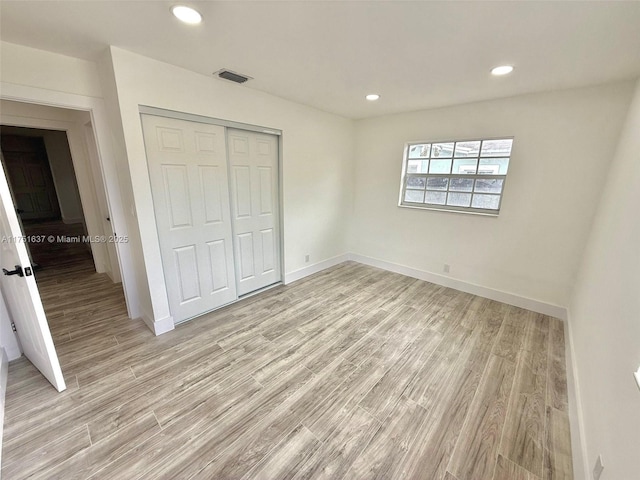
xmin=491 ymin=65 xmax=514 ymax=76
xmin=171 ymin=5 xmax=202 ymax=24
xmin=366 ymin=94 xmax=380 ymax=101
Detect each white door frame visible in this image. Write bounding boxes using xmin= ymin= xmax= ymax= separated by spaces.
xmin=1 ymin=82 xmax=139 ymax=319
xmin=138 ymin=106 xmax=285 ymax=316
xmin=1 ymin=113 xmax=110 ymax=278
xmin=83 ymin=120 xmax=121 ymax=283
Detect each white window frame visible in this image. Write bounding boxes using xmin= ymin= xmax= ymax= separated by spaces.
xmin=398 ymin=136 xmax=514 ymax=216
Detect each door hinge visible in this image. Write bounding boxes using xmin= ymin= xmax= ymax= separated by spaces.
xmin=11 ymin=322 xmax=16 ymax=332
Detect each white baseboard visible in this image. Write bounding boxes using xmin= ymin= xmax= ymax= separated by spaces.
xmin=1 ymin=347 xmax=9 ymax=470
xmin=141 ymin=312 xmax=175 ymax=336
xmin=564 ymin=311 xmax=589 ymax=479
xmin=142 ymin=251 xmax=568 ymax=335
xmin=284 ymin=253 xmax=351 ymax=285
xmin=282 ymin=252 xmax=568 ymax=320
xmin=349 ymin=253 xmax=568 ymax=320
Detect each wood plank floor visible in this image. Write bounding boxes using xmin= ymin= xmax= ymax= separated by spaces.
xmin=2 ymin=241 xmax=574 ymax=479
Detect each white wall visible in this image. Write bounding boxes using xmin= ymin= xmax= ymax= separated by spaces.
xmin=42 ymin=130 xmax=84 ymax=223
xmin=0 ymin=214 xmax=22 ymax=473
xmin=0 ymin=290 xmax=21 ymax=362
xmin=0 ymin=286 xmax=22 ymax=465
xmin=102 ymin=47 xmax=354 ymax=331
xmin=351 ymin=82 xmax=634 ymax=310
xmin=95 ymin=51 xmax=152 ymax=325
xmin=568 ymin=78 xmax=640 ymax=479
xmin=0 ymin=41 xmax=102 ymax=98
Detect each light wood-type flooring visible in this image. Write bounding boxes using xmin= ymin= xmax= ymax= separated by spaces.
xmin=2 ymin=231 xmax=573 ymax=479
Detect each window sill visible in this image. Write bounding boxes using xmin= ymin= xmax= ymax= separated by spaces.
xmin=397 ymin=203 xmax=499 ymax=217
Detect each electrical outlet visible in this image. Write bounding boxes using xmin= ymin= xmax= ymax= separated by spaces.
xmin=305 ymin=254 xmax=310 ymax=263
xmin=593 ymin=455 xmax=604 ymax=480
xmin=443 ymin=264 xmax=450 ymax=273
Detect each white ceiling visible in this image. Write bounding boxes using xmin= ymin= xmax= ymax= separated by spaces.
xmin=1 ymin=1 xmax=640 ymax=119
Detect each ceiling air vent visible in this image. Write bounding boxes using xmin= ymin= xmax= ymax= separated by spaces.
xmin=214 ymin=69 xmax=252 ymax=84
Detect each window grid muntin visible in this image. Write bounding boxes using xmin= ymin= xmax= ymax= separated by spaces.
xmin=402 ymin=173 xmax=505 ymax=211
xmin=400 ymin=137 xmax=512 ymax=214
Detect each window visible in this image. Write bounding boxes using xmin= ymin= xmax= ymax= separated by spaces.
xmin=399 ymin=137 xmax=513 ymax=214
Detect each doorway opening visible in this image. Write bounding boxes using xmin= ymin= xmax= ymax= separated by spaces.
xmin=0 ymin=106 xmax=136 ymax=384
xmin=0 ymin=126 xmax=91 ymax=273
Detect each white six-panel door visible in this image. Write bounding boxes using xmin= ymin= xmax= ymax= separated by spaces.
xmin=0 ymin=153 xmax=66 ymax=392
xmin=227 ymin=129 xmax=281 ymax=296
xmin=142 ymin=115 xmax=237 ymax=323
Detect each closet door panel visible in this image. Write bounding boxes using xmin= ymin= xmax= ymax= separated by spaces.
xmin=227 ymin=129 xmax=281 ymax=296
xmin=142 ymin=115 xmax=237 ymax=323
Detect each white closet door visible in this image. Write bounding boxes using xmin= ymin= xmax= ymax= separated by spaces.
xmin=227 ymin=129 xmax=281 ymax=296
xmin=142 ymin=115 xmax=237 ymax=323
